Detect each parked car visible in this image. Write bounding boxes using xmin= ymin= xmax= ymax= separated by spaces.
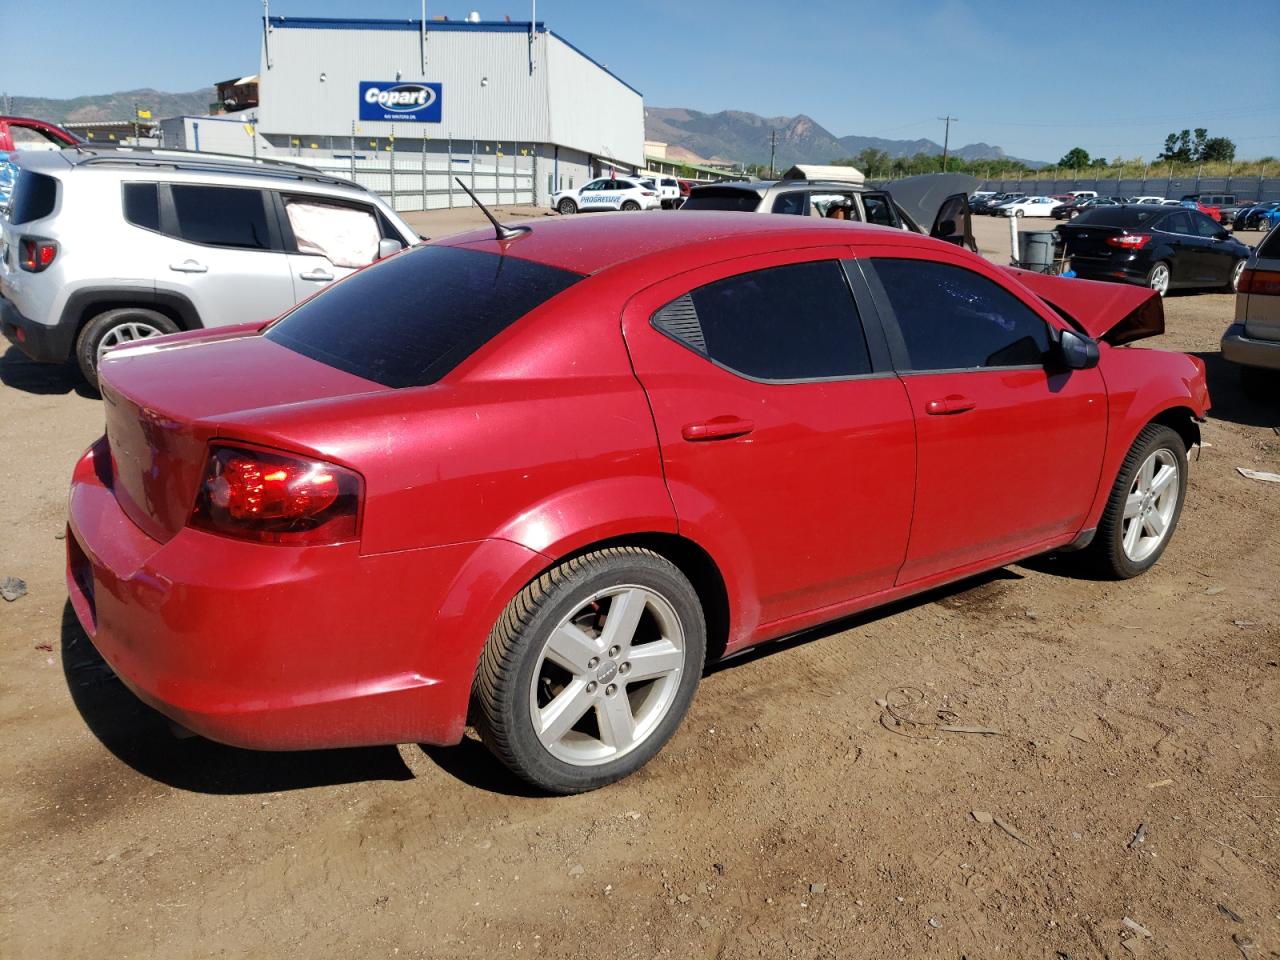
xmin=1180 ymin=196 xmax=1222 ymax=221
xmin=0 ymin=147 xmax=417 ymax=386
xmin=973 ymin=192 xmax=1025 ymax=215
xmin=552 ymin=176 xmax=661 ymax=215
xmin=1254 ymin=205 xmax=1280 ymax=233
xmin=1053 ymin=196 xmax=1120 ymax=220
xmin=64 ymin=210 xmax=1209 ymax=793
xmin=1216 ymin=199 xmax=1254 ymax=226
xmin=681 ymin=172 xmax=977 ymax=248
xmin=1221 ymin=220 xmax=1280 ymax=400
xmin=1067 ymin=190 xmax=1098 ymax=199
xmin=0 ymin=116 xmax=83 ymax=208
xmin=630 ymin=175 xmax=680 ymax=209
xmin=1233 ymin=201 xmax=1280 ymax=231
xmin=1131 ymin=196 xmax=1165 ymax=205
xmin=1058 ymin=203 xmax=1251 ymax=296
xmin=999 ymin=196 xmax=1063 ymax=218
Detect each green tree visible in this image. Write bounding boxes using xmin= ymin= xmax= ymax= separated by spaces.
xmin=1191 ymin=128 xmax=1208 ymax=161
xmin=1199 ymin=136 xmax=1236 ymax=163
xmin=1089 ymin=156 xmax=1109 ymax=168
xmin=1058 ymin=147 xmax=1091 ymax=169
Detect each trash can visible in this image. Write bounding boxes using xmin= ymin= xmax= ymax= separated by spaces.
xmin=1017 ymin=231 xmax=1058 ymax=273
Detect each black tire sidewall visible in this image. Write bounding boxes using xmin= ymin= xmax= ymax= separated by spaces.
xmin=486 ymin=552 xmax=706 ymax=794
xmin=1094 ymin=425 xmax=1188 ymax=579
xmin=558 ymin=199 xmax=577 ymax=215
xmin=75 ymin=307 xmax=179 ymax=386
xmin=621 ymin=201 xmax=640 ymax=211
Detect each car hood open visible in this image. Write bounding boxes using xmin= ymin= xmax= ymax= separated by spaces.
xmin=1003 ymin=267 xmax=1165 ymax=345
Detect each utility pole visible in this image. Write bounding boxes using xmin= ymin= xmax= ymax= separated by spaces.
xmin=938 ymin=115 xmax=958 ymax=172
xmin=769 ymin=129 xmax=777 ymax=179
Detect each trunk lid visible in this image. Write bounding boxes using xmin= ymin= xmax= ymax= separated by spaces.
xmin=1056 ymin=221 xmax=1128 ymax=263
xmin=98 ymin=326 xmax=387 ymax=542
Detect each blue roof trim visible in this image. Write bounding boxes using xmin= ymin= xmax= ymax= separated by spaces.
xmin=266 ymin=16 xmax=642 ymax=98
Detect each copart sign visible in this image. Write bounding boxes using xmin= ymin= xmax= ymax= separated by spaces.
xmin=358 ymin=82 xmax=443 ymax=122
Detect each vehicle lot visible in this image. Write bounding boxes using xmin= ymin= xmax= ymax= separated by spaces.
xmin=0 ymin=213 xmax=1276 ymax=958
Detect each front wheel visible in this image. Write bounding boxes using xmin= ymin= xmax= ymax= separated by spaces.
xmin=1014 ymin=209 xmax=1024 ymax=218
xmin=557 ymin=198 xmax=578 ymax=215
xmin=1146 ymin=261 xmax=1171 ymax=297
xmin=1083 ymin=424 xmax=1187 ymax=579
xmin=472 ymin=547 xmax=706 ymax=794
xmin=621 ymin=200 xmax=641 ymax=211
xmin=75 ymin=307 xmax=179 ymax=388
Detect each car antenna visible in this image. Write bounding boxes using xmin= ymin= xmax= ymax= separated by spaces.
xmin=454 ymin=177 xmax=531 ymax=241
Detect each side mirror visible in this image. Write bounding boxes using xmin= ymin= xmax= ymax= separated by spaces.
xmin=1057 ymin=329 xmax=1100 ymax=370
xmin=377 ymin=237 xmax=404 ymax=260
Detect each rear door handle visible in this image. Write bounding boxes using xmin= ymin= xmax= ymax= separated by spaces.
xmin=681 ymin=416 xmax=755 ymax=442
xmin=925 ymin=394 xmax=977 ymax=416
xmin=168 ymin=260 xmax=208 ymax=274
xmin=299 ymin=269 xmax=335 ymax=282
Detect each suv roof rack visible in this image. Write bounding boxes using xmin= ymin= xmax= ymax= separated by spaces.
xmin=67 ymin=147 xmax=360 ymax=189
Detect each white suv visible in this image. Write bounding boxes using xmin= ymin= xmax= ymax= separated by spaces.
xmin=1 ymin=148 xmax=417 ymax=386
xmin=551 ymin=176 xmax=662 ymax=215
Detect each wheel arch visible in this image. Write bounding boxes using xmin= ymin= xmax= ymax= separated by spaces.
xmin=61 ymin=287 xmax=204 ymax=345
xmin=1149 ymin=404 xmax=1201 ymax=453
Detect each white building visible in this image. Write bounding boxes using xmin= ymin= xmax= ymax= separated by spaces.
xmin=248 ymin=15 xmax=645 ymax=210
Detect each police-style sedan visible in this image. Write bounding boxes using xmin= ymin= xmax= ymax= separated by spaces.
xmin=552 ymin=176 xmax=662 ymax=215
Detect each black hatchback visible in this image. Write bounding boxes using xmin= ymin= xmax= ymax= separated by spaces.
xmin=1058 ymin=205 xmax=1251 ymax=296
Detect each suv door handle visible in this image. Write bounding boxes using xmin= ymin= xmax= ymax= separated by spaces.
xmin=169 ymin=260 xmax=208 ymax=273
xmin=299 ymin=268 xmax=335 ymax=282
xmin=925 ymin=394 xmax=977 ymax=416
xmin=681 ymin=416 xmax=755 ymax=442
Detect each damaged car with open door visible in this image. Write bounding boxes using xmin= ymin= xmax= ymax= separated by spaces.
xmin=680 ymin=166 xmax=977 ymax=249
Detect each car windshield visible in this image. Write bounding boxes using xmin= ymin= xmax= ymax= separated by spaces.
xmin=265 ymin=245 xmax=583 ymax=388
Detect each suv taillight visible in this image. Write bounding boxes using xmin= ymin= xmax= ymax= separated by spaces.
xmin=190 ymin=443 xmax=362 ymax=545
xmin=19 ymin=237 xmax=57 ymax=272
xmin=1106 ymin=233 xmax=1152 ymax=249
xmin=1239 ymin=268 xmax=1280 ymax=296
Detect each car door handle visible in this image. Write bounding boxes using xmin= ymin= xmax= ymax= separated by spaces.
xmin=168 ymin=260 xmax=208 ymax=273
xmin=925 ymin=395 xmax=977 ymax=416
xmin=299 ymin=268 xmax=335 ymax=282
xmin=681 ymin=416 xmax=755 ymax=442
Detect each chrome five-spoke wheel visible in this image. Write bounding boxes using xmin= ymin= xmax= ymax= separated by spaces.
xmin=97 ymin=320 xmax=166 ymax=364
xmin=1120 ymin=448 xmax=1179 ymax=563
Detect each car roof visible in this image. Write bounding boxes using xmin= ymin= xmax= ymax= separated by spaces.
xmin=691 ymin=179 xmax=868 ymax=196
xmin=440 ymin=210 xmax=938 ymax=276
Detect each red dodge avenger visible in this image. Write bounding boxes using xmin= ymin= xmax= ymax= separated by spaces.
xmin=67 ymin=212 xmax=1208 ymax=793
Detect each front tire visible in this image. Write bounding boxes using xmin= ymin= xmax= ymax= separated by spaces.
xmin=472 ymin=547 xmax=706 ymax=794
xmin=557 ymin=198 xmax=578 ymax=215
xmin=1083 ymin=424 xmax=1187 ymax=579
xmin=75 ymin=307 xmax=179 ymax=388
xmin=1146 ymin=261 xmax=1171 ymax=297
xmin=1014 ymin=209 xmax=1024 ymax=218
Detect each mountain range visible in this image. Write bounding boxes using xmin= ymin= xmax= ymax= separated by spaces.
xmin=4 ymin=89 xmax=214 ymax=124
xmin=645 ymin=106 xmax=1047 ymax=169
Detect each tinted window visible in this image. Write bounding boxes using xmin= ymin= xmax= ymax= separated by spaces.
xmin=1259 ymin=225 xmax=1280 ymax=259
xmin=1158 ymin=211 xmax=1194 ymax=234
xmin=9 ymin=171 xmax=57 ymax=224
xmin=863 ymin=194 xmax=897 ymax=227
xmin=681 ymin=188 xmax=762 ymax=212
xmin=266 ymin=245 xmax=582 ymax=388
xmin=1075 ymin=206 xmax=1161 ymax=227
xmin=122 ymin=182 xmax=160 ymax=231
xmin=1191 ymin=212 xmax=1223 ymax=237
xmin=653 ymin=260 xmax=871 ymax=381
xmin=871 ymin=259 xmax=1050 ymax=370
xmin=171 ymin=185 xmax=271 ymax=249
xmin=771 ymin=192 xmax=808 ymax=216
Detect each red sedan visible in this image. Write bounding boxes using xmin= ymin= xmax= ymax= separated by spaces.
xmin=66 ymin=212 xmax=1209 ymax=793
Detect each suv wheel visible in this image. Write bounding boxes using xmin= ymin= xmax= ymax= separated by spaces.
xmin=621 ymin=200 xmax=641 ymax=212
xmin=557 ymin=198 xmax=578 ymax=215
xmin=76 ymin=308 xmax=179 ymax=388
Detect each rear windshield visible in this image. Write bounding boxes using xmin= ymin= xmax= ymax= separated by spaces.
xmin=681 ymin=189 xmax=763 ymax=213
xmin=9 ymin=171 xmax=58 ymax=224
xmin=265 ymin=245 xmax=583 ymax=388
xmin=1072 ymin=206 xmax=1161 ymax=228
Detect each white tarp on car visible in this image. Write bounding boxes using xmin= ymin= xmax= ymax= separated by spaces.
xmin=782 ymin=164 xmax=865 ymax=186
xmin=284 ymin=199 xmax=380 ymax=269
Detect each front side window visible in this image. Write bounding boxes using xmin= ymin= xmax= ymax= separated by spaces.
xmin=170 ymin=185 xmax=271 ymax=249
xmin=283 ymin=196 xmax=380 ymax=268
xmin=652 ymin=260 xmax=872 ymax=381
xmin=862 ymin=194 xmax=897 ymax=227
xmin=1191 ymin=212 xmax=1223 ymax=238
xmin=871 ymin=259 xmax=1050 ymax=370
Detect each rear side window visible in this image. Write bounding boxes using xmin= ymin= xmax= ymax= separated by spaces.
xmin=265 ymin=245 xmax=582 ymax=388
xmin=652 ymin=260 xmax=872 ymax=381
xmin=1259 ymin=226 xmax=1280 ymax=259
xmin=9 ymin=171 xmax=58 ymax=224
xmin=870 ymin=259 xmax=1050 ymax=370
xmin=171 ymin=185 xmax=271 ymax=249
xmin=122 ymin=182 xmax=160 ymax=231
xmin=771 ymin=192 xmax=808 ymax=216
xmin=681 ymin=188 xmax=762 ymax=212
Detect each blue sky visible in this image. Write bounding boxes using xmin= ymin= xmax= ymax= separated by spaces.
xmin=4 ymin=0 xmax=1279 ymax=162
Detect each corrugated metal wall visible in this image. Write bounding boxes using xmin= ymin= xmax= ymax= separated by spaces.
xmin=545 ymin=34 xmax=644 ymax=169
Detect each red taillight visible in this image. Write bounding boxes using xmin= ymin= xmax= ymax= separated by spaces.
xmin=1106 ymin=233 xmax=1152 ymax=249
xmin=641 ymin=191 xmax=656 ymax=196
xmin=1239 ymin=268 xmax=1280 ymax=296
xmin=190 ymin=444 xmax=361 ymax=544
xmin=19 ymin=237 xmax=58 ymax=272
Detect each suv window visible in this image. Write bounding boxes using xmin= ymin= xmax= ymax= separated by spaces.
xmin=8 ymin=126 xmax=66 ymax=149
xmin=871 ymin=259 xmax=1050 ymax=370
xmin=9 ymin=171 xmax=58 ymax=224
xmin=122 ymin=182 xmax=160 ymax=231
xmin=266 ymin=245 xmax=582 ymax=388
xmin=771 ymin=191 xmax=808 ymax=216
xmin=283 ymin=195 xmax=380 ymax=268
xmin=681 ymin=188 xmax=763 ymax=212
xmin=652 ymin=260 xmax=872 ymax=381
xmin=171 ymin=185 xmax=271 ymax=249
xmin=862 ymin=194 xmax=897 ymax=227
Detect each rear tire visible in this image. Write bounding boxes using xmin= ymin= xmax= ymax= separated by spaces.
xmin=557 ymin=198 xmax=578 ymax=215
xmin=621 ymin=200 xmax=640 ymax=211
xmin=1146 ymin=261 xmax=1171 ymax=297
xmin=1082 ymin=424 xmax=1187 ymax=579
xmin=75 ymin=307 xmax=179 ymax=389
xmin=472 ymin=547 xmax=706 ymax=794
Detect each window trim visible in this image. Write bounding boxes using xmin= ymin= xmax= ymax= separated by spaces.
xmin=860 ymin=253 xmax=1058 ymax=374
xmin=647 ymin=256 xmax=888 ymax=385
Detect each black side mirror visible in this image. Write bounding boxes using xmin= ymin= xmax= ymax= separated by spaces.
xmin=1058 ymin=329 xmax=1100 ymax=370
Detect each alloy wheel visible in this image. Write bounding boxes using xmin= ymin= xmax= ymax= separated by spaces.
xmin=97 ymin=320 xmax=165 ymax=364
xmin=1231 ymin=259 xmax=1246 ymax=292
xmin=1121 ymin=449 xmax=1180 ymax=563
xmin=1148 ymin=263 xmax=1170 ymax=296
xmin=529 ymin=585 xmax=686 ymax=766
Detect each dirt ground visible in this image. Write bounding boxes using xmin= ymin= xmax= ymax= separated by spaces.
xmin=1 ymin=211 xmax=1277 ymax=960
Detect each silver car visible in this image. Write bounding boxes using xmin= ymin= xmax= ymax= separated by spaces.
xmin=0 ymin=147 xmax=416 ymax=386
xmin=1221 ymin=220 xmax=1280 ymax=400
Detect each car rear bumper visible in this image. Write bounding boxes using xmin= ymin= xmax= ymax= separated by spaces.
xmin=65 ymin=436 xmax=543 ymax=751
xmin=1068 ymin=258 xmax=1147 ymax=286
xmin=1221 ymin=322 xmax=1280 ymax=370
xmin=1 ymin=292 xmax=72 ymax=363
